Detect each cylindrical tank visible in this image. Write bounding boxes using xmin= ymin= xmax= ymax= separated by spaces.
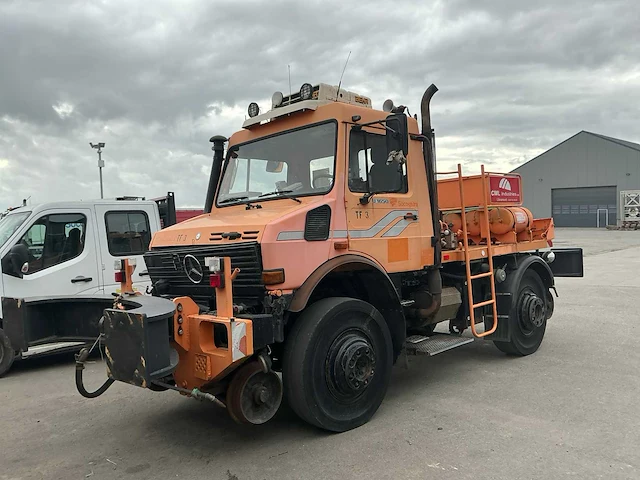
xmin=488 ymin=207 xmax=533 ymax=235
xmin=443 ymin=207 xmax=533 ymax=237
xmin=443 ymin=212 xmax=462 ymax=233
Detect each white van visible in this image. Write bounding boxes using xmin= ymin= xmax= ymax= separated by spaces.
xmin=0 ymin=193 xmax=183 ymax=375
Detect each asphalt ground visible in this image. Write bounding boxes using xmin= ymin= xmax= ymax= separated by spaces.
xmin=1 ymin=228 xmax=639 ymax=480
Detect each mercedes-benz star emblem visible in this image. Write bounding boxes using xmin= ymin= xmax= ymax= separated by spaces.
xmin=183 ymin=254 xmax=204 ymax=284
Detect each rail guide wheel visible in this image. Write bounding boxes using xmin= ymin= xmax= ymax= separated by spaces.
xmin=226 ymin=360 xmax=283 ymax=425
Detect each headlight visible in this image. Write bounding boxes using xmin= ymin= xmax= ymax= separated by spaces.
xmin=248 ymin=102 xmax=260 ymax=118
xmin=299 ymin=83 xmax=313 ymax=100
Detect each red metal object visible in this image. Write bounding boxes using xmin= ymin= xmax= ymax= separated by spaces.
xmin=489 ymin=174 xmax=521 ymax=204
xmin=176 ymin=209 xmax=203 ymax=223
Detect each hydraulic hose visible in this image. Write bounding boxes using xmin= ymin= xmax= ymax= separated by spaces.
xmin=75 ymin=346 xmax=114 ymax=399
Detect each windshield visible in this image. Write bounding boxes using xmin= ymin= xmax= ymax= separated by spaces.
xmin=216 ymin=121 xmax=337 ymax=205
xmin=0 ymin=212 xmax=30 ymax=249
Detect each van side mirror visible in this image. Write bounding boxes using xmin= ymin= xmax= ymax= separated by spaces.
xmin=1 ymin=244 xmax=29 ymax=278
xmin=385 ymin=114 xmax=409 ymax=156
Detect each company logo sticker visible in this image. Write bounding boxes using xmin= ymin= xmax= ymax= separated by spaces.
xmin=489 ymin=175 xmax=521 ymax=203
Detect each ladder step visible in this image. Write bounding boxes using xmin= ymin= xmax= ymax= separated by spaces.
xmin=470 ymin=271 xmax=493 ymax=280
xmin=472 ymin=299 xmax=495 ymax=308
xmin=404 ymin=333 xmax=474 ymax=356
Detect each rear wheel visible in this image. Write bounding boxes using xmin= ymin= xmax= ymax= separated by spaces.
xmin=494 ymin=269 xmax=548 ymax=356
xmin=0 ymin=327 xmax=15 ymax=377
xmin=283 ymin=297 xmax=393 ymax=432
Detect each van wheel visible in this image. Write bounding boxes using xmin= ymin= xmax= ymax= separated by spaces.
xmin=494 ymin=269 xmax=547 ymax=356
xmin=283 ymin=297 xmax=393 ymax=432
xmin=0 ymin=328 xmax=16 ymax=377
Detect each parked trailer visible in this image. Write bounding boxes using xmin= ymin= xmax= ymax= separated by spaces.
xmin=74 ymin=82 xmax=584 ymax=432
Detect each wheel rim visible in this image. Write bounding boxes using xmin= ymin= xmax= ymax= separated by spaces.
xmin=517 ymin=288 xmax=546 ymax=336
xmin=325 ymin=329 xmax=376 ymax=404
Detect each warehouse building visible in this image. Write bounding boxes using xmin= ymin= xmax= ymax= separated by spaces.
xmin=511 ymin=131 xmax=640 ymax=227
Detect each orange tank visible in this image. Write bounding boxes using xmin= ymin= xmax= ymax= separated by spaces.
xmin=443 ymin=207 xmax=533 ymax=237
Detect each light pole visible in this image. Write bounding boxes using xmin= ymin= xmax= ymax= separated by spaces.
xmin=90 ymin=142 xmax=105 ymax=199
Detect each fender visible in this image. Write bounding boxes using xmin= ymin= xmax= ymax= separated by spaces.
xmin=289 ymin=253 xmax=400 ymax=312
xmin=288 ymin=253 xmax=406 ymax=362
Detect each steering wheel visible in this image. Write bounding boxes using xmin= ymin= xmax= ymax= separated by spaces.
xmin=312 ymin=173 xmax=333 ymax=189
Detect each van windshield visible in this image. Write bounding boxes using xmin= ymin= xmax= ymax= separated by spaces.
xmin=216 ymin=121 xmax=336 ymax=206
xmin=0 ymin=212 xmax=30 ymax=249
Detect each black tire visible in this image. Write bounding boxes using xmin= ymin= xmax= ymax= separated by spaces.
xmin=494 ymin=269 xmax=548 ymax=356
xmin=283 ymin=297 xmax=393 ymax=432
xmin=0 ymin=327 xmax=16 ymax=377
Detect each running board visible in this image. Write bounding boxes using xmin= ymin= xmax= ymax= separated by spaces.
xmin=404 ymin=333 xmax=474 ymax=356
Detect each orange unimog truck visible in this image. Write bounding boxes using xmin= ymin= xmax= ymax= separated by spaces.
xmin=76 ymin=82 xmax=583 ymax=432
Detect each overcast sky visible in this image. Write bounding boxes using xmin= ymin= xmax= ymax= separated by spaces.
xmin=1 ymin=0 xmax=638 ymax=209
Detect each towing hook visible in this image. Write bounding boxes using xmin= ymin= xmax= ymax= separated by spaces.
xmin=75 ymin=346 xmax=115 ymax=399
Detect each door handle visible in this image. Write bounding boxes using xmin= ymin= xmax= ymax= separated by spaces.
xmin=404 ymin=212 xmax=418 ymax=221
xmin=139 ymin=270 xmax=149 ymax=277
xmin=71 ymin=276 xmax=93 ymax=283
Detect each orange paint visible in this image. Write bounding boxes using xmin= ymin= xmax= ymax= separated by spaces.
xmin=387 ymin=237 xmax=409 ymax=263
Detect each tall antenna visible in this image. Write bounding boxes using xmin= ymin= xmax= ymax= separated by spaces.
xmin=288 ymin=64 xmax=292 ymax=105
xmin=335 ymin=50 xmax=352 ymax=101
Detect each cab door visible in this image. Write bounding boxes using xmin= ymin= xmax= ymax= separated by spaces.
xmin=2 ymin=209 xmax=101 ymax=298
xmin=93 ymin=203 xmax=160 ymax=294
xmin=345 ymin=126 xmax=425 ymax=273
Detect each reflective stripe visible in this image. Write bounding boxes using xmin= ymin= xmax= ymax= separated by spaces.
xmin=382 ymin=219 xmax=414 ymax=237
xmin=277 ymin=231 xmax=305 ymax=241
xmin=349 ymin=210 xmax=418 ymax=238
xmin=276 ymin=210 xmax=418 ymax=241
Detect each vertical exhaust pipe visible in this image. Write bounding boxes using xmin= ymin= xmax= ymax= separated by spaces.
xmin=204 ymin=135 xmax=228 ymax=213
xmin=420 ymin=84 xmax=441 ymax=268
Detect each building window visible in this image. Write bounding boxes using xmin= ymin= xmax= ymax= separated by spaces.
xmin=18 ymin=213 xmax=87 ymax=274
xmin=105 ymin=211 xmax=151 ymax=256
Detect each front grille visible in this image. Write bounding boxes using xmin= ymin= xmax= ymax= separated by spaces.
xmin=144 ymin=242 xmax=263 ymax=306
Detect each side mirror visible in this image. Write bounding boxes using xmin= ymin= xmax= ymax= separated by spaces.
xmin=1 ymin=243 xmax=29 ymax=278
xmin=266 ymin=160 xmax=284 ymax=173
xmin=385 ymin=114 xmax=409 ymax=156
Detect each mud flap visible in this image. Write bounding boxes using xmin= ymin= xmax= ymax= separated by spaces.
xmin=102 ymin=295 xmax=178 ymax=388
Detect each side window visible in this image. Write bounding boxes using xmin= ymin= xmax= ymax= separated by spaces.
xmin=105 ymin=211 xmax=151 ymax=256
xmin=348 ymin=130 xmax=407 ymax=194
xmin=309 ymin=157 xmax=334 ymax=190
xmin=18 ymin=213 xmax=87 ymax=274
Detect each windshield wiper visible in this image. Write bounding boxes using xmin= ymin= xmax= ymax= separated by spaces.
xmin=219 ymin=196 xmax=249 ymax=204
xmin=258 ymin=190 xmax=302 ymax=203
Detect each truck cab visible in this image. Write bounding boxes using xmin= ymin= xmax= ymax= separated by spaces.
xmin=0 ymin=193 xmax=178 ymax=374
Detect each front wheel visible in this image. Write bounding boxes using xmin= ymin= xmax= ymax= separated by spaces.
xmin=0 ymin=327 xmax=16 ymax=377
xmin=283 ymin=297 xmax=393 ymax=432
xmin=494 ymin=269 xmax=548 ymax=356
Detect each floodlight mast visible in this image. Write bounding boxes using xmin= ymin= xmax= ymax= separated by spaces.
xmin=90 ymin=142 xmax=105 ymax=199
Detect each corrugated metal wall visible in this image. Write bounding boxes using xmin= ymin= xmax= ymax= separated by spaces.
xmin=512 ymin=132 xmax=640 ymax=226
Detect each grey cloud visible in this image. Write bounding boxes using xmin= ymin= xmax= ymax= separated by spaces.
xmin=1 ymin=0 xmax=639 ymax=209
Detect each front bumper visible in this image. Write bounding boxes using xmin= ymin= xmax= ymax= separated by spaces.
xmin=102 ymin=294 xmax=277 ymax=391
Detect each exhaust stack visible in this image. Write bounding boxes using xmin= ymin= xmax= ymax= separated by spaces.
xmin=204 ymin=135 xmax=228 ymax=213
